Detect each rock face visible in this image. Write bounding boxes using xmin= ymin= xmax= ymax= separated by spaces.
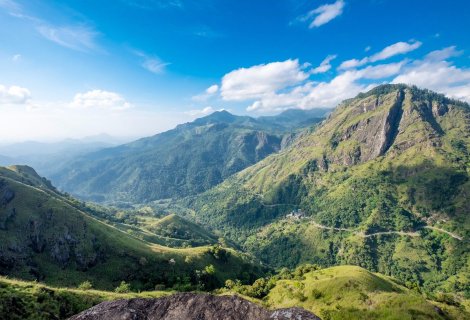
xmin=69 ymin=293 xmax=320 ymax=320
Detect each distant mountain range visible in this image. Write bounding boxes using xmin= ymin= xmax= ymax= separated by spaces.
xmin=49 ymin=109 xmax=329 ymax=203
xmin=0 ymin=134 xmax=132 ymax=178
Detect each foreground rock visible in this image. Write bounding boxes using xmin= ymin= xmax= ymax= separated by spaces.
xmin=69 ymin=293 xmax=320 ymax=320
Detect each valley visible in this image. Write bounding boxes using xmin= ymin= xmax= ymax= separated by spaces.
xmin=2 ymin=1 xmax=470 ymax=318
xmin=0 ymin=85 xmax=469 ymax=320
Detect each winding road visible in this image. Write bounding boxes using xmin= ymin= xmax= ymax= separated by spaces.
xmin=255 ymin=193 xmax=464 ymax=241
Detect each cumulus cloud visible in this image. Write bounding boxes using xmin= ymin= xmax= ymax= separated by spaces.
xmin=69 ymin=90 xmax=132 ymax=110
xmin=339 ymin=40 xmax=422 ymax=70
xmin=244 ymin=45 xmax=470 ymax=113
xmin=392 ymin=47 xmax=470 ymax=102
xmin=300 ymin=0 xmax=345 ymax=28
xmin=0 ymin=84 xmax=31 ymax=104
xmin=221 ymin=59 xmax=309 ymax=101
xmin=311 ymin=55 xmax=337 ymax=74
xmin=206 ymin=84 xmax=219 ymax=94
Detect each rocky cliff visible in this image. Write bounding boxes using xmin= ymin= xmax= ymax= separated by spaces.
xmin=69 ymin=293 xmax=320 ymax=320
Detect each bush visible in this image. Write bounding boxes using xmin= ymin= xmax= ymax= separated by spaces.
xmin=78 ymin=281 xmax=93 ymax=291
xmin=114 ymin=281 xmax=131 ymax=293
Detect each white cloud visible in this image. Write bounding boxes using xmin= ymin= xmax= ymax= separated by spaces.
xmin=206 ymin=84 xmax=219 ymax=94
xmin=360 ymin=61 xmax=405 ymax=79
xmin=339 ymin=40 xmax=422 ymax=69
xmin=142 ymin=57 xmax=168 ymax=73
xmin=218 ymin=55 xmax=406 ymax=113
xmin=311 ymin=54 xmax=337 ymax=74
xmin=192 ymin=84 xmax=219 ymax=102
xmin=221 ymin=59 xmax=308 ymax=101
xmin=369 ymin=41 xmax=422 ymax=62
xmin=69 ymin=90 xmax=132 ymax=110
xmin=185 ymin=106 xmax=218 ymax=117
xmin=424 ymin=46 xmax=462 ymax=61
xmin=246 ymin=46 xmax=470 ymax=113
xmin=1 ymin=1 xmax=101 ymax=53
xmin=133 ymin=50 xmax=169 ymax=74
xmin=301 ymin=0 xmax=345 ymax=28
xmin=392 ymin=47 xmax=470 ymax=102
xmin=0 ymin=84 xmax=31 ymax=104
xmin=36 ymin=24 xmax=100 ymax=52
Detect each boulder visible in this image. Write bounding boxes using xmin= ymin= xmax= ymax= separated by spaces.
xmin=69 ymin=293 xmax=320 ymax=320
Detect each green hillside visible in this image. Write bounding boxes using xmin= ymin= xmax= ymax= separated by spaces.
xmin=50 ymin=110 xmax=325 ymax=204
xmin=182 ymin=84 xmax=470 ymax=295
xmin=0 ymin=276 xmax=169 ymax=320
xmin=231 ymin=265 xmax=469 ymax=320
xmin=3 ymin=265 xmax=468 ymax=320
xmin=0 ymin=165 xmax=264 ymax=291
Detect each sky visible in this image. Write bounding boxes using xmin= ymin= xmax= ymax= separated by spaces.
xmin=0 ymin=0 xmax=469 ymax=142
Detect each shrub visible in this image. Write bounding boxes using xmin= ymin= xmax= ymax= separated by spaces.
xmin=114 ymin=281 xmax=131 ymax=293
xmin=78 ymin=281 xmax=93 ymax=291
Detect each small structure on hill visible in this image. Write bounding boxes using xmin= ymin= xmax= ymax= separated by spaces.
xmin=286 ymin=209 xmax=305 ymax=220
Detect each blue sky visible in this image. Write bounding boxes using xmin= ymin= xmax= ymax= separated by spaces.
xmin=0 ymin=0 xmax=469 ymax=141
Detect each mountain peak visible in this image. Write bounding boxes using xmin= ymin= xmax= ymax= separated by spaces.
xmin=203 ymin=110 xmax=235 ymax=121
xmin=354 ymin=84 xmax=469 ymax=109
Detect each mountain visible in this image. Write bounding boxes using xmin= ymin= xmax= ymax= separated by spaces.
xmin=0 ymin=136 xmax=129 ymax=178
xmin=0 ymin=165 xmax=264 ymax=291
xmin=181 ymin=84 xmax=470 ymax=295
xmin=50 ymin=109 xmax=326 ymax=204
xmin=0 ymin=154 xmax=15 ymax=166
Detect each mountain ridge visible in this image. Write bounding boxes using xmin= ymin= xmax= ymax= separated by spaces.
xmin=178 ymin=84 xmax=470 ymax=295
xmin=50 ymin=109 xmax=327 ymax=203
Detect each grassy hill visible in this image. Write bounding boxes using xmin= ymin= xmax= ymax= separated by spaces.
xmin=262 ymin=266 xmax=469 ymax=320
xmin=0 ymin=165 xmax=265 ymax=291
xmin=0 ymin=276 xmax=170 ymax=320
xmin=3 ymin=265 xmax=468 ymax=320
xmin=181 ymin=84 xmax=470 ymax=295
xmin=50 ymin=110 xmax=325 ymax=204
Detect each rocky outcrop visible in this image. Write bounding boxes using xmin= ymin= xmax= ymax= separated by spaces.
xmin=69 ymin=293 xmax=320 ymax=320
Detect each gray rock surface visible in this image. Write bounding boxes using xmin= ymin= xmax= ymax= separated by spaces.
xmin=69 ymin=293 xmax=321 ymax=320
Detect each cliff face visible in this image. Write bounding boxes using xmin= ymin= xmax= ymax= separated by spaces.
xmin=69 ymin=293 xmax=320 ymax=320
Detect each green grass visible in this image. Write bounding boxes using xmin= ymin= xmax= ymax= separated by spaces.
xmin=0 ymin=166 xmax=265 ymax=291
xmin=263 ymin=266 xmax=469 ymax=320
xmin=0 ymin=275 xmax=169 ymax=320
